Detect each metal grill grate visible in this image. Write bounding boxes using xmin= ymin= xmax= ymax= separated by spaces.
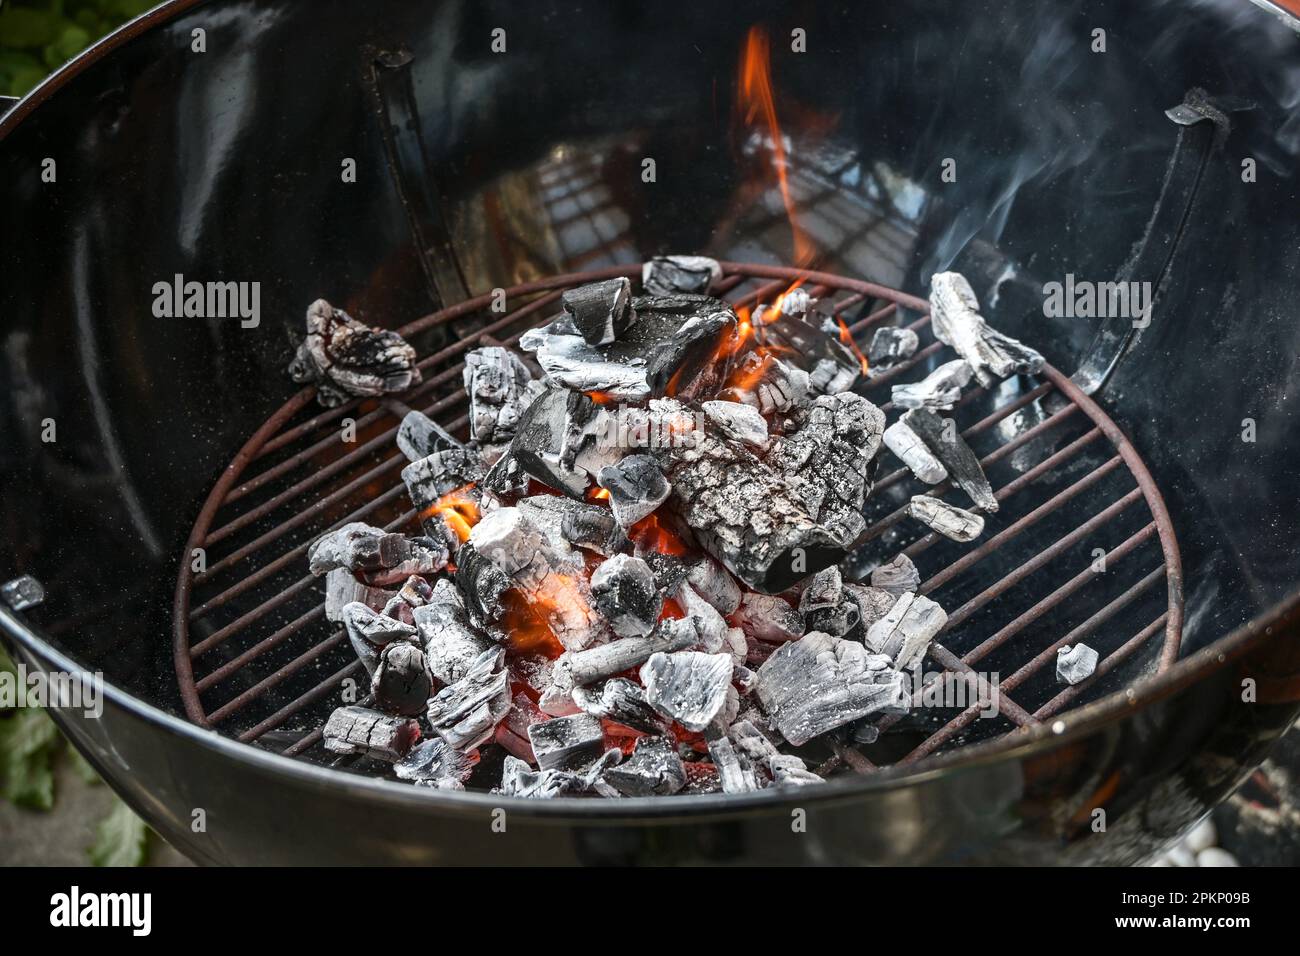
xmin=172 ymin=263 xmax=1184 ymax=775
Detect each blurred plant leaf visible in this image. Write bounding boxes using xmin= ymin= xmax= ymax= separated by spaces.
xmin=0 ymin=706 xmax=61 ymax=810
xmin=88 ymin=797 xmax=149 ymax=867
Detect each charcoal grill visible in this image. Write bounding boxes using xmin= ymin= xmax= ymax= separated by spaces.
xmin=172 ymin=262 xmax=1185 ymax=778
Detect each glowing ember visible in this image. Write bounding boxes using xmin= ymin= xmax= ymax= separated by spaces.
xmin=420 ymin=483 xmax=480 ymax=543
xmin=837 ymin=317 xmax=871 ymax=375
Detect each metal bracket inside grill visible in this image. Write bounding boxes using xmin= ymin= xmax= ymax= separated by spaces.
xmin=172 ymin=263 xmax=1184 ymax=780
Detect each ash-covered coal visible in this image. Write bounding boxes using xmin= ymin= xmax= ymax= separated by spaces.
xmin=289 ymin=299 xmax=421 ymax=407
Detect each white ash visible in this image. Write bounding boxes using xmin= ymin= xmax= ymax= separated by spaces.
xmin=342 ymin=601 xmax=418 ymax=675
xmin=906 ymin=495 xmax=985 ymax=542
xmin=864 ymin=591 xmax=947 ymax=671
xmin=516 ymin=495 xmax=625 ymax=557
xmin=676 ymin=583 xmax=732 ymax=654
xmin=463 ymin=346 xmax=541 ymax=444
xmin=730 ymin=719 xmax=823 ymax=787
xmin=868 ymin=326 xmax=920 ymax=369
xmin=396 ymin=409 xmax=463 ymax=462
xmin=324 ymin=569 xmax=395 ymax=623
xmin=702 ymin=399 xmax=769 ymax=448
xmin=307 ymin=523 xmax=447 ymax=580
xmin=902 ymin=408 xmax=998 ymax=512
xmin=546 ymin=617 xmax=698 ymax=707
xmin=572 ymin=678 xmax=668 ymax=734
xmin=425 ymin=647 xmax=511 ymax=752
xmin=412 ymin=581 xmax=495 ymax=685
xmin=686 ymin=556 xmax=742 ymax=615
xmin=706 ymin=724 xmax=760 ymax=794
xmin=590 ymin=554 xmax=662 ymax=638
xmin=756 ymin=632 xmax=910 ymax=745
xmin=371 ymin=641 xmax=434 ymax=716
xmin=808 ymin=358 xmax=860 ymax=396
xmin=1057 ymin=643 xmax=1100 ymax=685
xmin=730 ymin=591 xmax=804 ymax=643
xmin=394 ymin=737 xmax=479 ymax=790
xmin=890 ymin=358 xmax=974 ymax=411
xmin=929 ymin=272 xmax=1044 ymax=387
xmin=561 ymin=277 xmax=636 ymax=346
xmin=381 ymin=574 xmax=434 ymax=624
xmin=602 ymin=735 xmax=687 ymax=796
xmin=871 ymin=553 xmax=921 ymax=597
xmin=322 ymin=706 xmax=420 ymax=762
xmin=527 ymin=713 xmax=606 ymax=771
xmin=718 ymin=353 xmax=809 ymax=415
xmin=288 ymin=299 xmax=421 ymax=407
xmin=642 ymin=255 xmax=722 ymax=296
xmin=499 ymin=750 xmax=621 ymax=799
xmin=883 ymin=420 xmax=949 ymax=484
xmin=844 ymin=583 xmax=900 ymax=631
xmin=597 ymin=454 xmax=672 ymax=529
xmin=640 ymin=651 xmax=737 ymax=732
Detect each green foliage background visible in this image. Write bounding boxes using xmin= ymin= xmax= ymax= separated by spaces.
xmin=0 ymin=0 xmax=155 ymax=98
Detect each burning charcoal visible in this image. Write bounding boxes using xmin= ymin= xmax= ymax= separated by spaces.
xmin=589 ymin=554 xmax=662 ymax=638
xmin=864 ymin=592 xmax=947 ymax=671
xmin=509 ymin=387 xmax=588 ymax=496
xmin=394 ymin=737 xmax=479 ymax=790
xmin=868 ymin=326 xmax=920 ymax=369
xmin=761 ymin=311 xmax=862 ymax=396
xmin=705 ymin=725 xmax=759 ymax=794
xmin=686 ymin=556 xmax=741 ymax=615
xmin=1057 ymin=643 xmax=1099 ymax=685
xmin=639 ymin=551 xmax=691 ymax=593
xmin=547 ymin=618 xmax=698 ymax=710
xmin=497 ymin=690 xmax=546 ymax=762
xmin=871 ymin=553 xmax=921 ymax=597
xmin=845 ymin=583 xmax=900 ymax=631
xmin=799 ymin=566 xmax=860 ymax=637
xmin=426 ymin=647 xmax=511 ymax=752
xmin=463 ymin=346 xmax=540 ymax=443
xmin=572 ymin=678 xmax=668 ymax=734
xmin=452 ymin=542 xmax=511 ymax=625
xmin=702 ymin=400 xmax=769 ymax=448
xmin=719 ymin=353 xmax=810 ymax=416
xmin=766 ymin=392 xmax=886 ymax=548
xmin=681 ymin=761 xmax=722 ymax=795
xmin=679 ymin=583 xmax=734 ymax=655
xmin=730 ymin=719 xmax=822 ymax=787
xmin=891 ymin=359 xmax=973 ymax=411
xmin=527 ymin=713 xmax=606 ymax=771
xmin=517 ymin=495 xmax=625 ymax=556
xmin=642 ymin=255 xmax=722 ymax=296
xmin=308 ymin=522 xmax=385 ymax=575
xmin=902 ymin=408 xmax=998 ymax=512
xmin=640 ymin=651 xmax=736 ymax=732
xmin=597 ymin=454 xmax=672 ymax=529
xmin=289 ymin=299 xmax=421 ymax=407
xmin=402 ymin=448 xmax=484 ymax=512
xmin=322 ymin=705 xmax=420 ymax=762
xmin=730 ymin=591 xmax=804 ymax=643
xmin=499 ymin=750 xmax=621 ymax=799
xmin=562 ymin=277 xmax=636 ymax=346
xmin=413 ymin=581 xmax=495 ymax=685
xmin=756 ymin=632 xmax=910 ymax=745
xmin=371 ymin=641 xmax=434 ymax=717
xmin=645 ymin=310 xmax=739 ymax=402
xmin=883 ymin=420 xmax=948 ymax=485
xmin=308 ymin=523 xmax=446 ymax=581
xmin=381 ymin=574 xmax=435 ymax=624
xmin=343 ymin=601 xmax=419 ymax=675
xmin=324 ymin=569 xmax=396 ymax=623
xmin=929 ymin=272 xmax=1044 ymax=388
xmin=396 ymin=409 xmax=462 ymax=462
xmin=602 ymin=736 xmax=687 ymax=796
xmin=906 ymin=495 xmax=985 ymax=542
xmin=732 ymin=663 xmax=759 ymax=696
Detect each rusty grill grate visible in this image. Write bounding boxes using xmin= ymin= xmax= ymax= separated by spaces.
xmin=172 ymin=263 xmax=1184 ymax=776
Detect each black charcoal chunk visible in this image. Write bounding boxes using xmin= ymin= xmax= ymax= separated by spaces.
xmin=891 ymin=359 xmax=973 ymax=411
xmin=463 ymin=346 xmax=540 ymax=443
xmin=597 ymin=454 xmax=672 ymax=529
xmin=602 ymin=735 xmax=687 ymax=796
xmin=324 ymin=569 xmax=395 ymax=623
xmin=799 ymin=566 xmax=860 ymax=637
xmin=371 ymin=641 xmax=434 ymax=716
xmin=572 ymin=678 xmax=668 ymax=734
xmin=562 ymin=277 xmax=636 ymax=346
xmin=322 ymin=706 xmax=420 ymax=761
xmin=396 ymin=409 xmax=463 ymax=462
xmin=868 ymin=326 xmax=920 ymax=369
xmin=509 ymin=387 xmax=589 ymax=496
xmin=641 ymin=255 xmax=721 ymax=296
xmin=906 ymin=495 xmax=985 ymax=542
xmin=718 ymin=354 xmax=810 ymax=415
xmin=499 ymin=750 xmax=621 ymax=799
xmin=394 ymin=737 xmax=479 ymax=790
xmin=756 ymin=632 xmax=909 ymax=745
xmin=413 ymin=580 xmax=495 ymax=685
xmin=517 ymin=495 xmax=625 ymax=556
xmin=452 ymin=542 xmax=511 ymax=626
xmin=705 ymin=724 xmax=760 ymax=794
xmin=589 ymin=554 xmax=662 ymax=638
xmin=730 ymin=719 xmax=822 ymax=788
xmin=686 ymin=556 xmax=742 ymax=616
xmin=308 ymin=523 xmax=446 ymax=581
xmin=1057 ymin=643 xmax=1099 ymax=685
xmin=871 ymin=553 xmax=921 ymax=597
xmin=731 ymin=592 xmax=804 ymax=643
xmin=883 ymin=420 xmax=948 ymax=485
xmin=402 ymin=448 xmax=484 ymax=511
xmin=643 ymin=309 xmax=738 ymax=402
xmin=844 ymin=583 xmax=899 ymax=634
xmin=760 ymin=312 xmax=862 ymax=396
xmin=289 ymin=299 xmax=421 ymax=406
xmin=929 ymin=272 xmax=1044 ymax=387
xmin=640 ymin=651 xmax=736 ymax=732
xmin=527 ymin=713 xmax=606 ymax=771
xmin=425 ymin=647 xmax=511 ymax=751
xmin=902 ymin=408 xmax=998 ymax=512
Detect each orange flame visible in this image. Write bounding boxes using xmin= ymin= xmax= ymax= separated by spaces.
xmin=836 ymin=317 xmax=870 ymax=375
xmin=629 ymin=513 xmax=689 ymax=557
xmin=420 ymin=483 xmax=480 ymax=543
xmin=739 ymin=26 xmax=814 ymax=266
